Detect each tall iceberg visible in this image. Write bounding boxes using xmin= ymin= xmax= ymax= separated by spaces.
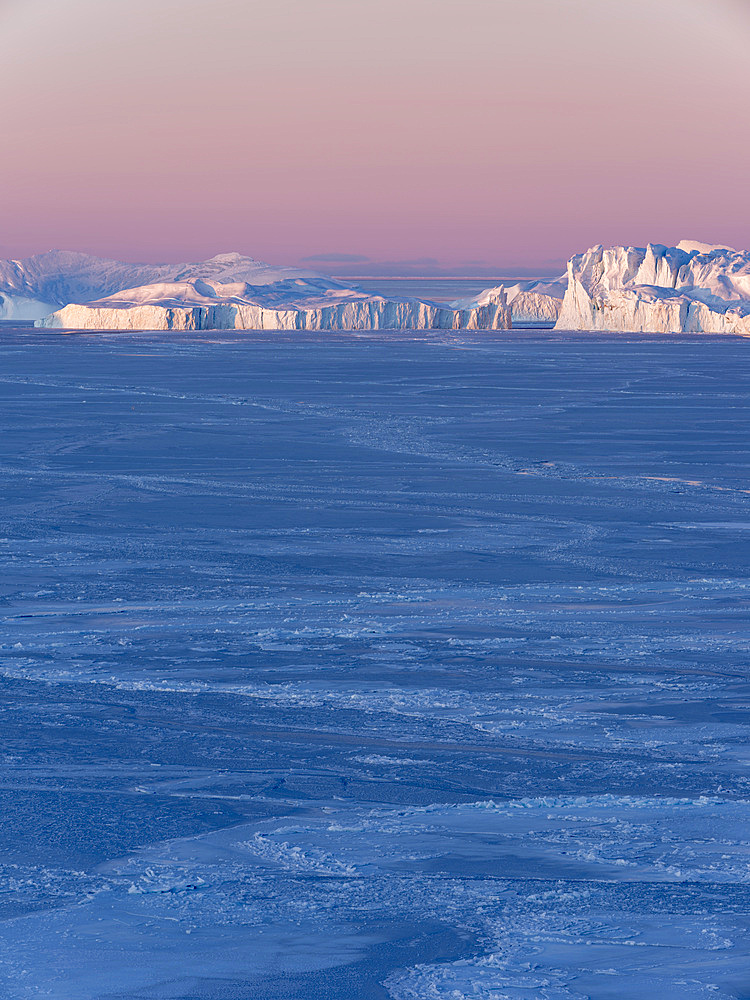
xmin=555 ymin=242 xmax=750 ymax=335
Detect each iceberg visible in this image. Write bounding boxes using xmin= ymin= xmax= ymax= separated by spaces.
xmin=0 ymin=249 xmax=510 ymax=331
xmin=450 ymin=277 xmax=565 ymax=326
xmin=504 ymin=277 xmax=566 ymax=324
xmin=555 ymin=242 xmax=750 ymax=335
xmin=37 ymin=279 xmax=512 ymax=332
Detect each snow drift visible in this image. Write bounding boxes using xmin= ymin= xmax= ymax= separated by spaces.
xmin=555 ymin=242 xmax=750 ymax=335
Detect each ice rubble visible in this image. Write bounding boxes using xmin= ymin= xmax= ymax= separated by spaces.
xmin=555 ymin=241 xmax=750 ymax=335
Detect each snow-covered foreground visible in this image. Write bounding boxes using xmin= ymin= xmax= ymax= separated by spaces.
xmin=1 ymin=329 xmax=750 ymax=999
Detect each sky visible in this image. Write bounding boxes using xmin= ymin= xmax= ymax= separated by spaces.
xmin=0 ymin=0 xmax=748 ymax=272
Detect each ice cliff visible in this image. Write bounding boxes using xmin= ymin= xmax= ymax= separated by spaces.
xmin=555 ymin=242 xmax=750 ymax=335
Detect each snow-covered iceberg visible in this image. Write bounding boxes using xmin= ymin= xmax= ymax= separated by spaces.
xmin=0 ymin=249 xmax=510 ymax=331
xmin=504 ymin=277 xmax=566 ymax=324
xmin=37 ymin=279 xmax=512 ymax=332
xmin=555 ymin=241 xmax=750 ymax=335
xmin=451 ymin=277 xmax=565 ymax=326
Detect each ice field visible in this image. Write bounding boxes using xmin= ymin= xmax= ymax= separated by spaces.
xmin=1 ymin=329 xmax=750 ymax=999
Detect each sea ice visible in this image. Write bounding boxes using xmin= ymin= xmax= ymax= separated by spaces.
xmin=0 ymin=329 xmax=748 ymax=997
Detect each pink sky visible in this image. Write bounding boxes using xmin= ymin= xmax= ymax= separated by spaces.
xmin=1 ymin=0 xmax=748 ymax=271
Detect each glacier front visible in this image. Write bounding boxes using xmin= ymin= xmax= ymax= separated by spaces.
xmin=555 ymin=241 xmax=750 ymax=335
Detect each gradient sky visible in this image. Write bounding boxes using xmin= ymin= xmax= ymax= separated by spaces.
xmin=1 ymin=0 xmax=748 ymax=270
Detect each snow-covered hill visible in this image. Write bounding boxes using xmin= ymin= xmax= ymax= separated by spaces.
xmin=555 ymin=242 xmax=750 ymax=335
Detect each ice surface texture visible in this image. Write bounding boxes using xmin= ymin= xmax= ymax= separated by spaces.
xmin=1 ymin=329 xmax=750 ymax=998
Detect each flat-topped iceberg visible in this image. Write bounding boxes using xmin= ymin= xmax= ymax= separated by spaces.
xmin=37 ymin=278 xmax=512 ymax=332
xmin=1 ymin=250 xmax=511 ymax=331
xmin=556 ymin=242 xmax=750 ymax=335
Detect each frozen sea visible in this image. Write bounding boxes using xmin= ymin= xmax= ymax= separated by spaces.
xmin=1 ymin=328 xmax=750 ymax=999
